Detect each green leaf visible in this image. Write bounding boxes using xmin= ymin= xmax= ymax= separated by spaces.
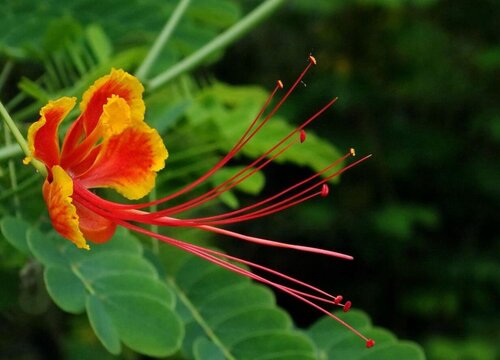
xmin=86 ymin=294 xmax=121 ymax=355
xmin=231 ymin=331 xmax=316 ymax=360
xmin=44 ymin=265 xmax=86 ymax=313
xmin=0 ymin=0 xmax=243 ymax=64
xmin=162 ymin=248 xmax=317 ymax=360
xmin=360 ymin=342 xmax=427 ymax=360
xmin=26 ymin=226 xmax=183 ymax=357
xmin=194 ymin=337 xmax=225 ymax=360
xmin=27 ymin=230 xmax=66 ymax=266
xmin=85 ymin=25 xmax=113 ymax=63
xmin=210 ymin=166 xmax=266 ymax=196
xmin=0 ymin=216 xmax=31 ymax=254
xmin=186 ymin=83 xmax=344 ymax=181
xmin=307 ymin=309 xmax=426 ymax=359
xmin=102 ymin=293 xmax=183 ymax=357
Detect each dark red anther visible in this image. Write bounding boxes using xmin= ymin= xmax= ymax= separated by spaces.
xmin=343 ymin=301 xmax=352 ymax=312
xmin=300 ymin=129 xmax=306 ymax=143
xmin=277 ymin=80 xmax=284 ymax=89
xmin=334 ymin=295 xmax=343 ymax=305
xmin=366 ymin=339 xmax=375 ymax=348
xmin=309 ymin=55 xmax=317 ymax=65
xmin=321 ymin=184 xmax=329 ymax=197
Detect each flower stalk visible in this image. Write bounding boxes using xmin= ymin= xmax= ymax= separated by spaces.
xmin=0 ymin=101 xmax=47 ymax=176
xmin=147 ymin=0 xmax=286 ymax=90
xmin=135 ymin=0 xmax=192 ymax=81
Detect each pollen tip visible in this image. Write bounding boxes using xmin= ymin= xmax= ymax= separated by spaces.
xmin=23 ymin=156 xmax=32 ymax=165
xmin=321 ymin=184 xmax=329 ymax=197
xmin=343 ymin=301 xmax=352 ymax=312
xmin=334 ymin=295 xmax=343 ymax=305
xmin=350 ymin=148 xmax=356 ymax=156
xmin=309 ymin=55 xmax=317 ymax=65
xmin=277 ymin=80 xmax=284 ymax=89
xmin=299 ymin=129 xmax=307 ymax=143
xmin=366 ymin=339 xmax=376 ymax=348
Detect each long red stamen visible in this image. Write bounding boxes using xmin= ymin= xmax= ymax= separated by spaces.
xmin=103 ymin=217 xmax=372 ymax=345
xmin=89 ymin=57 xmax=319 ymax=212
xmin=183 ymin=154 xmax=371 ymax=225
xmin=144 ymin=97 xmax=338 ymax=218
xmin=72 ymin=187 xmax=353 ymax=261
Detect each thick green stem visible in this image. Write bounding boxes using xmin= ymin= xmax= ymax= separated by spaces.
xmin=147 ymin=0 xmax=285 ymax=91
xmin=0 ymin=101 xmax=47 ymax=177
xmin=135 ymin=0 xmax=192 ymax=81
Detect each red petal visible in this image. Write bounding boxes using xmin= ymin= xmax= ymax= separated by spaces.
xmin=78 ymin=69 xmax=145 ymax=136
xmin=78 ymin=124 xmax=168 ymax=200
xmin=74 ymin=199 xmax=117 ymax=244
xmin=27 ymin=97 xmax=76 ymax=168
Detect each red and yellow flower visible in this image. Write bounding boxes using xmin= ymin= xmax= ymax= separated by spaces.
xmin=26 ymin=69 xmax=167 ymax=249
xmin=26 ymin=59 xmax=374 ymax=347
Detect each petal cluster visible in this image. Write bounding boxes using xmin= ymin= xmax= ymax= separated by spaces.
xmin=27 ymin=69 xmax=168 ymax=248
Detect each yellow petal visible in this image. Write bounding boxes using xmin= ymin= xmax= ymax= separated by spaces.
xmin=43 ymin=165 xmax=89 ymax=250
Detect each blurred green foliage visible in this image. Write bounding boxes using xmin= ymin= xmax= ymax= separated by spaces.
xmin=0 ymin=0 xmax=499 ymax=359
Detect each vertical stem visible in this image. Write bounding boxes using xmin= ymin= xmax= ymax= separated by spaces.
xmin=136 ymin=0 xmax=192 ymax=81
xmin=1 ymin=63 xmax=23 ymax=215
xmin=3 ymin=124 xmax=20 ymax=217
xmin=147 ymin=0 xmax=285 ymax=91
xmin=0 ymin=101 xmax=47 ymax=177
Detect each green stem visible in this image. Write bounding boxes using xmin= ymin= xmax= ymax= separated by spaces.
xmin=147 ymin=0 xmax=285 ymax=91
xmin=0 ymin=101 xmax=47 ymax=177
xmin=135 ymin=0 xmax=192 ymax=81
xmin=4 ymin=125 xmax=21 ymax=216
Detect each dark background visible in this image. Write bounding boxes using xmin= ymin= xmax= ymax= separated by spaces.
xmin=215 ymin=1 xmax=500 ymax=359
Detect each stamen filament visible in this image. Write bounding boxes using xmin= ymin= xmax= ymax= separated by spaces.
xmin=183 ymin=153 xmax=371 ymax=225
xmin=109 ymin=218 xmax=371 ymax=344
xmin=146 ymin=97 xmax=339 ymax=218
xmin=95 ymin=59 xmax=322 ymax=211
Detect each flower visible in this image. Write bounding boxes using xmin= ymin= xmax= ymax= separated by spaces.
xmin=26 ymin=57 xmax=374 ymax=348
xmin=25 ymin=69 xmax=167 ymax=249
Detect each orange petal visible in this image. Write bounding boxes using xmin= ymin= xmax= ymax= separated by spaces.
xmin=42 ymin=165 xmax=89 ymax=250
xmin=74 ymin=200 xmax=117 ymax=244
xmin=26 ymin=97 xmax=76 ymax=168
xmin=78 ymin=124 xmax=168 ymax=200
xmin=79 ymin=68 xmax=145 ymax=136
